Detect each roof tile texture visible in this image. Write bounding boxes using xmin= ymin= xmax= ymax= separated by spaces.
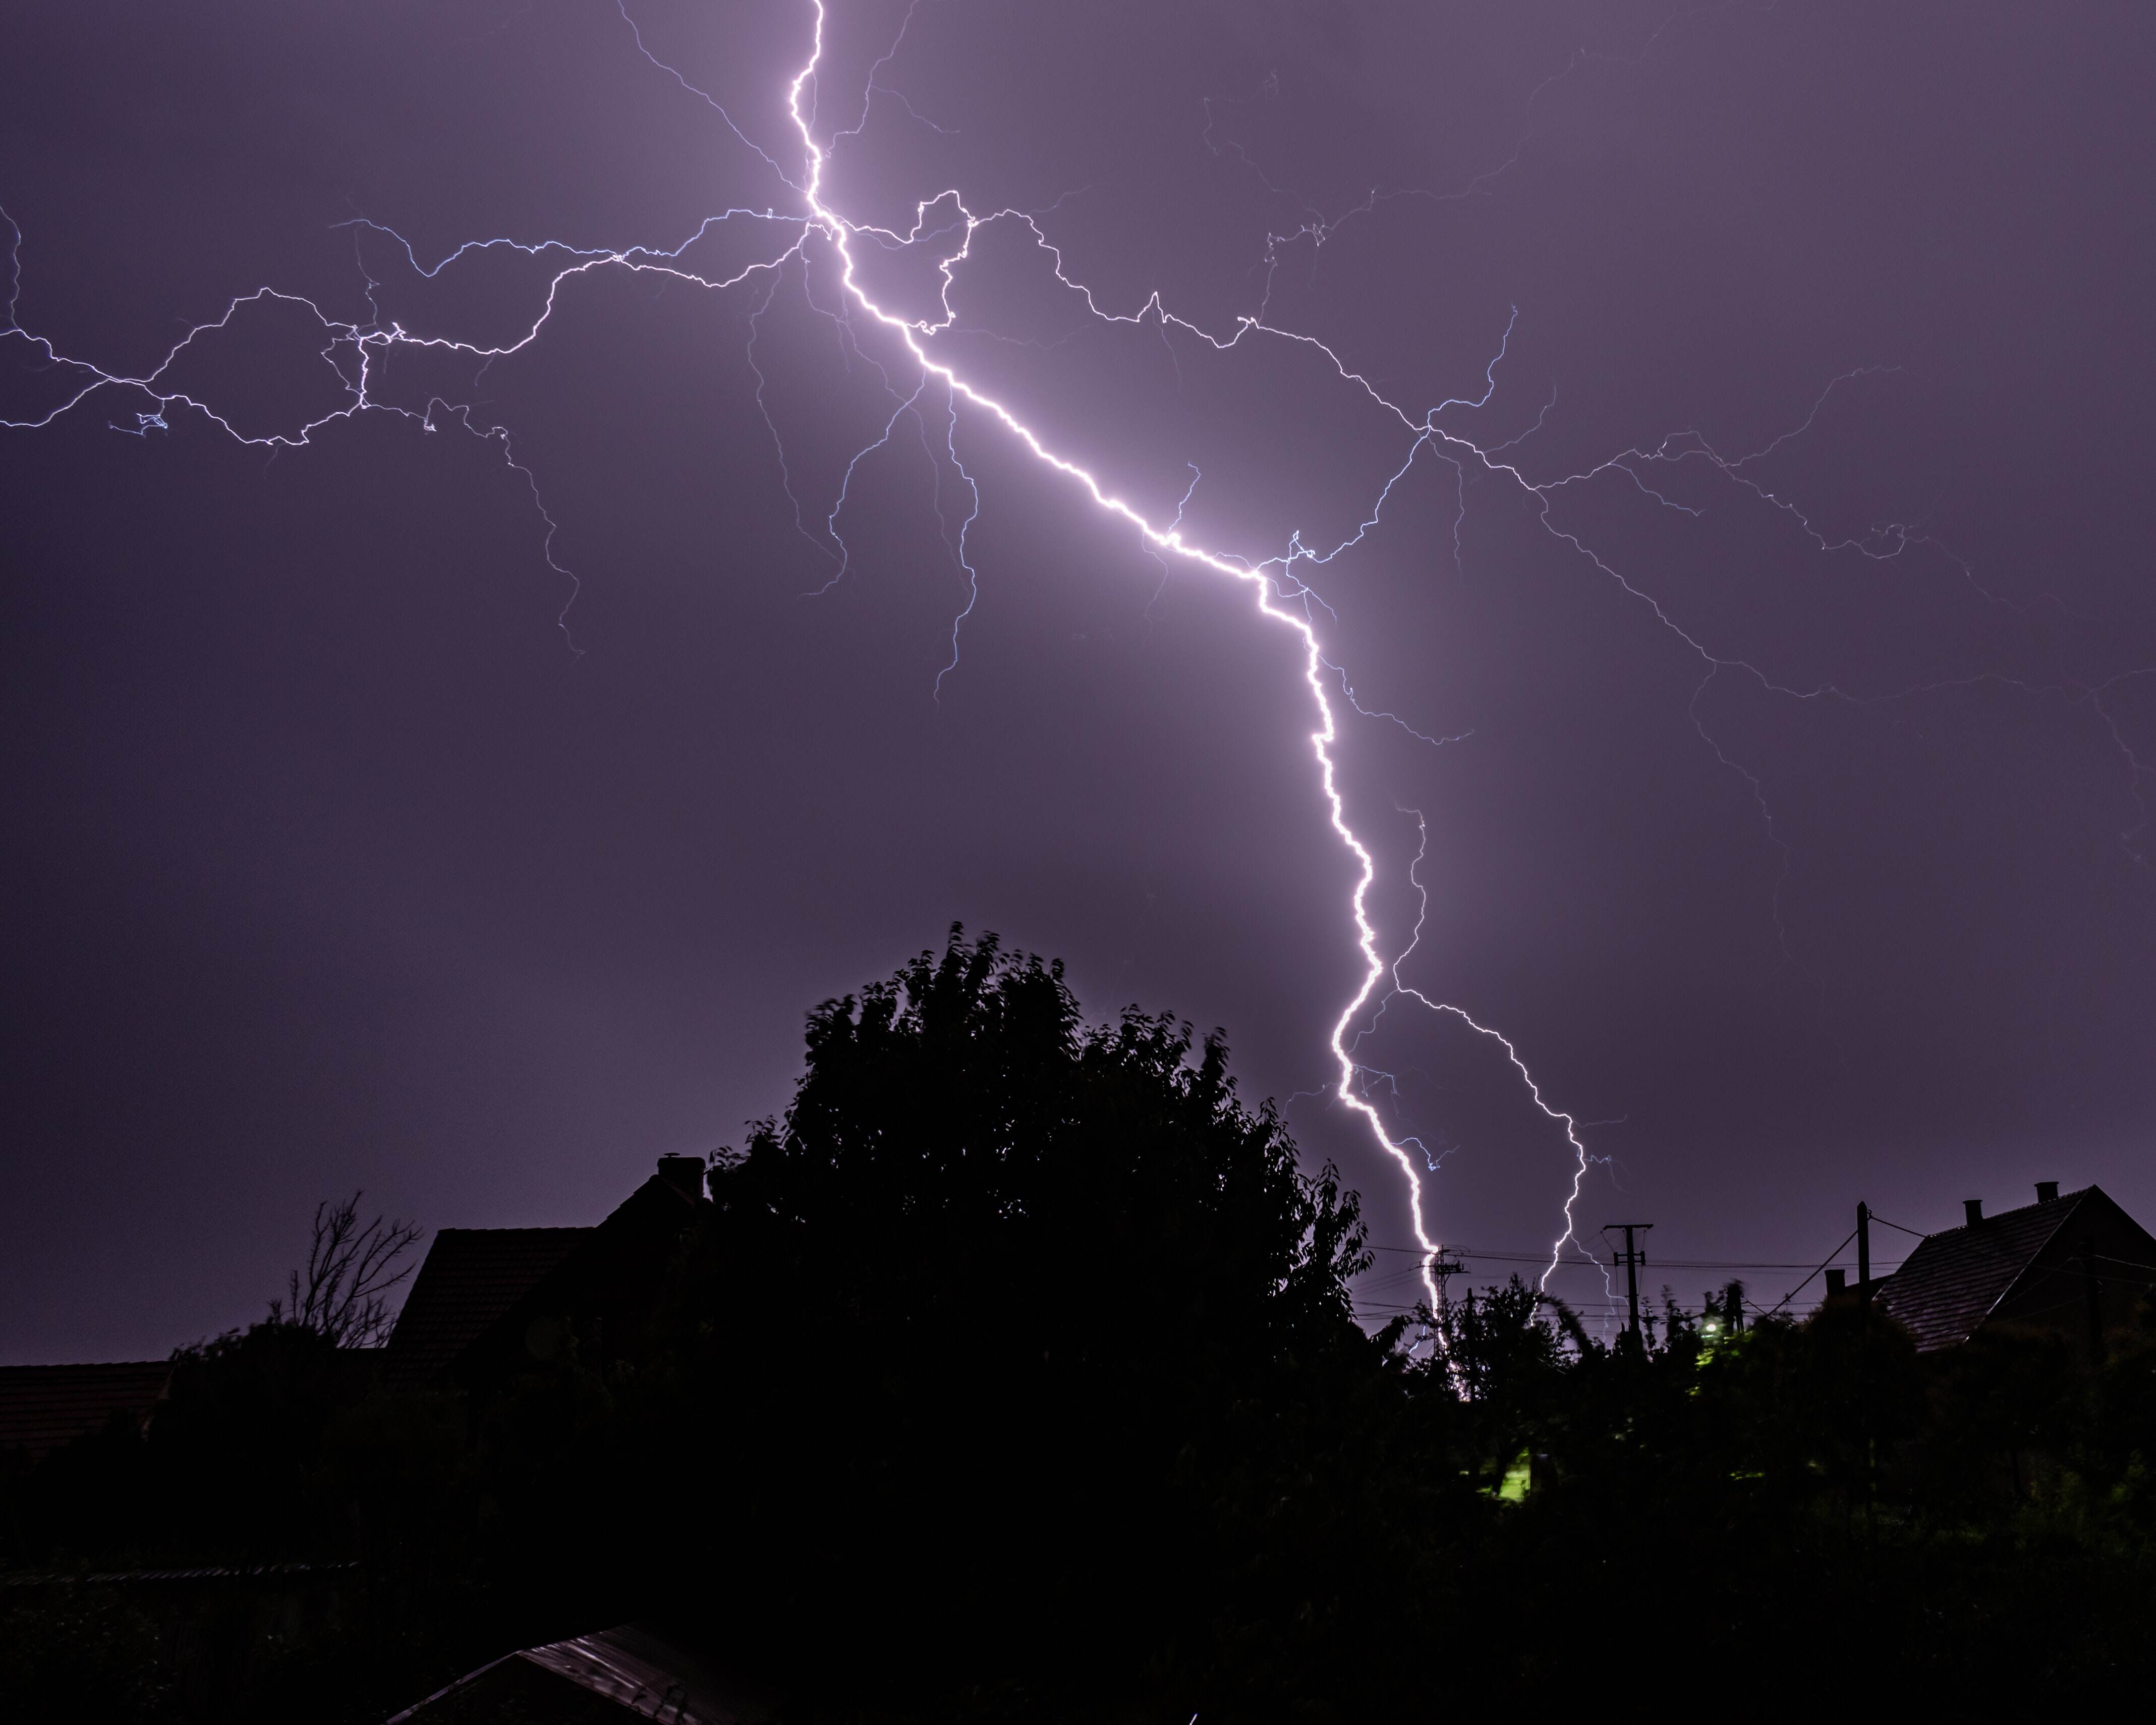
xmin=380 ymin=1228 xmax=589 ymax=1389
xmin=0 ymin=1361 xmax=172 ymax=1460
xmin=1874 ymin=1190 xmax=2083 ymax=1351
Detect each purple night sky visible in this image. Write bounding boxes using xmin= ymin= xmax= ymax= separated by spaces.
xmin=4 ymin=1 xmax=2152 ymax=1360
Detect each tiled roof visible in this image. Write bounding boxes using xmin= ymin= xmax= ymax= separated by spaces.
xmin=1874 ymin=1189 xmax=2086 ymax=1352
xmin=379 ymin=1228 xmax=589 ymax=1389
xmin=387 ymin=1622 xmax=772 ymax=1723
xmin=518 ymin=1623 xmax=768 ymax=1723
xmin=0 ymin=1361 xmax=172 ymax=1461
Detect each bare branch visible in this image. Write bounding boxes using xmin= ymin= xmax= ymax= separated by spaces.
xmin=271 ymin=1191 xmax=423 ymax=1346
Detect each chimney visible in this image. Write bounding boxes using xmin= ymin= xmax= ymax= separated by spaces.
xmin=656 ymin=1154 xmax=707 ymax=1202
xmin=1964 ymin=1198 xmax=1984 ymax=1227
xmin=1824 ymin=1268 xmax=1847 ymax=1298
xmin=2035 ymin=1181 xmax=2060 ymax=1204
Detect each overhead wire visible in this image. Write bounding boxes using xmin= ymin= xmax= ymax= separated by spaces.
xmin=1370 ymin=1243 xmax=1906 ymax=1273
xmin=1363 ymin=1211 xmax=2154 ymax=1327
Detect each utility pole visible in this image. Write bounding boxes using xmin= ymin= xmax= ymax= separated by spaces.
xmin=1421 ymin=1248 xmax=1464 ymax=1363
xmin=1603 ymin=1223 xmax=1654 ymax=1351
xmin=1856 ymin=1201 xmax=1871 ymax=1305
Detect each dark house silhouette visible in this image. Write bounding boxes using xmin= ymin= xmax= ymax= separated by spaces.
xmin=1873 ymin=1182 xmax=2156 ymax=1359
xmin=0 ymin=1360 xmax=172 ymax=1462
xmin=381 ymin=1155 xmax=708 ymax=1395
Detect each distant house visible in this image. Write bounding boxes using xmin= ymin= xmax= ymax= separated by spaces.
xmin=0 ymin=1360 xmax=171 ymax=1462
xmin=1873 ymin=1182 xmax=2156 ymax=1359
xmin=381 ymin=1155 xmax=709 ymax=1395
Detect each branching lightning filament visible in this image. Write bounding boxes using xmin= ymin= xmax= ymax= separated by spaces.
xmin=9 ymin=1 xmax=2148 ymax=1331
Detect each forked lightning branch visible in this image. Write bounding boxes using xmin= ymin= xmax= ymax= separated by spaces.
xmin=10 ymin=1 xmax=2128 ymax=1321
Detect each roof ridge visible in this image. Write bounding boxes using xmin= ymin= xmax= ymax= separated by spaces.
xmin=1973 ymin=1187 xmax=2088 ymax=1329
xmin=1964 ymin=1186 xmax=2092 ymax=1226
xmin=430 ymin=1224 xmax=592 ymax=1236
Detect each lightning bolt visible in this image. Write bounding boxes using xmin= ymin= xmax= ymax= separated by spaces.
xmin=770 ymin=0 xmax=1462 ymax=1303
xmin=1365 ymin=813 xmax=1612 ymax=1299
xmin=9 ymin=0 xmax=2151 ymax=1332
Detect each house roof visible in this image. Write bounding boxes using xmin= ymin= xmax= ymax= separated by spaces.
xmin=1873 ymin=1188 xmax=2089 ymax=1351
xmin=386 ymin=1622 xmax=771 ymax=1723
xmin=379 ymin=1161 xmax=708 ymax=1393
xmin=379 ymin=1227 xmax=589 ymax=1390
xmin=0 ymin=1361 xmax=172 ymax=1461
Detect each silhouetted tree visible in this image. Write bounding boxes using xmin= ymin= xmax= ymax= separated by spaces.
xmin=15 ymin=937 xmax=2156 ymax=1716
xmin=267 ymin=1192 xmax=421 ymax=1347
xmin=628 ymin=928 xmax=1420 ymax=1713
xmin=1432 ymin=1275 xmax=1565 ymax=1404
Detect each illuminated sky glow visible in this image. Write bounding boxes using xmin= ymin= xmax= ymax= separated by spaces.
xmin=4 ymin=0 xmax=2153 ymax=1357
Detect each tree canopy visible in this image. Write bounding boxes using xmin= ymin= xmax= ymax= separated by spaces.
xmin=8 ymin=929 xmax=2156 ymax=1719
xmin=663 ymin=929 xmax=1407 ymax=1704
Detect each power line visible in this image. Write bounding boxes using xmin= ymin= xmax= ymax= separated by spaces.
xmin=1767 ymin=1227 xmax=1859 ymax=1316
xmin=1370 ymin=1244 xmax=1903 ymax=1272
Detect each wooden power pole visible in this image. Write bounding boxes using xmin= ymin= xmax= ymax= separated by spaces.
xmin=1603 ymin=1222 xmax=1654 ymax=1350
